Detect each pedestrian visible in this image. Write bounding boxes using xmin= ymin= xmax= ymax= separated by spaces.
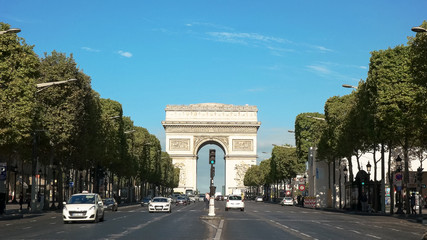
xmin=361 ymin=193 xmax=368 ymax=212
xmin=26 ymin=196 xmax=31 ymax=210
xmin=19 ymin=193 xmax=23 ymax=211
xmin=410 ymin=193 xmax=416 ymax=214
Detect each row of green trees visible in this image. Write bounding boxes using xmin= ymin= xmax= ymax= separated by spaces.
xmin=0 ymin=22 xmax=179 ymax=205
xmin=293 ymin=22 xmax=427 ymax=213
xmin=244 ymin=145 xmax=305 ymax=200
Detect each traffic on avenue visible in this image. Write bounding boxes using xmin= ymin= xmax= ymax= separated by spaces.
xmin=1 ymin=199 xmax=426 ymax=240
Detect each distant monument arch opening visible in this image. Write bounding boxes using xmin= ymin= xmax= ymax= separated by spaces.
xmin=162 ymin=103 xmax=261 ymax=195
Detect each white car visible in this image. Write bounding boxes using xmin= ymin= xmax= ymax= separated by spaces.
xmin=148 ymin=197 xmax=172 ymax=213
xmin=188 ymin=195 xmax=196 ymax=203
xmin=225 ymin=195 xmax=244 ymax=211
xmin=255 ymin=196 xmax=263 ymax=202
xmin=63 ymin=192 xmax=104 ymax=223
xmin=280 ymin=197 xmax=294 ymax=206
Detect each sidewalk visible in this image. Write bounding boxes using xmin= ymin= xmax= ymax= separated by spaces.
xmin=314 ymin=205 xmax=427 ymax=224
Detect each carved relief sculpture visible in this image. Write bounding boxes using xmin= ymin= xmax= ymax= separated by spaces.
xmin=232 ymin=139 xmax=253 ymax=151
xmin=169 ymin=139 xmax=190 ymax=151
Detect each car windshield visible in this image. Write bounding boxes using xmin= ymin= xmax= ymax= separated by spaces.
xmin=228 ymin=196 xmax=242 ymax=200
xmin=68 ymin=195 xmax=95 ymax=204
xmin=285 ymin=197 xmax=292 ymax=200
xmin=153 ymin=198 xmax=168 ymax=202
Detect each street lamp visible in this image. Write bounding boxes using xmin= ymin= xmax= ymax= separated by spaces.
xmin=412 ymin=26 xmax=427 ymax=33
xmin=307 ymin=115 xmax=326 ymax=121
xmin=343 ymin=166 xmax=348 ymax=208
xmin=36 ymin=79 xmax=77 ymax=93
xmin=0 ymin=28 xmax=21 ymax=35
xmin=31 ymin=78 xmax=77 ymax=212
xmin=342 ymin=84 xmax=358 ymax=90
xmin=366 ymin=162 xmax=371 ymax=208
xmin=395 ymin=155 xmax=404 ymax=214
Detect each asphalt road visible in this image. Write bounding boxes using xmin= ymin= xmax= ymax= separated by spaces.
xmin=1 ymin=201 xmax=426 ymax=240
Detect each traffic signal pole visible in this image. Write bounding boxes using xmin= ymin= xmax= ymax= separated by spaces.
xmin=208 ymin=149 xmax=216 ymax=217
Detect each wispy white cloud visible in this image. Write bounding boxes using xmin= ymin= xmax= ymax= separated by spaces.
xmin=312 ymin=45 xmax=333 ymax=52
xmin=206 ymin=32 xmax=289 ymax=45
xmin=186 ymin=22 xmax=233 ymax=31
xmin=307 ymin=65 xmax=332 ymax=75
xmin=118 ymin=50 xmax=133 ymax=58
xmin=81 ymin=47 xmax=101 ymax=52
xmin=245 ymin=88 xmax=265 ymax=92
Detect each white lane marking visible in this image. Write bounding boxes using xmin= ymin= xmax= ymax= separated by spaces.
xmin=390 ymin=228 xmax=400 ymax=232
xmin=23 ymin=226 xmax=31 ymax=229
xmin=50 ymin=222 xmax=56 ymax=225
xmin=335 ymin=226 xmax=343 ymax=230
xmin=350 ymin=230 xmax=361 ymax=234
xmin=213 ymin=219 xmax=224 ymax=240
xmin=51 ymin=216 xmax=56 ymax=219
xmin=201 ymin=220 xmax=218 ymax=229
xmin=366 ymin=234 xmax=382 ymax=239
xmin=6 ymin=223 xmax=12 ymax=226
xmin=56 ymin=231 xmax=65 ymax=234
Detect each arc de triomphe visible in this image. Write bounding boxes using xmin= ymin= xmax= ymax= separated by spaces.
xmin=162 ymin=103 xmax=261 ymax=195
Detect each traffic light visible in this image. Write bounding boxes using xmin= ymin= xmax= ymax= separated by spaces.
xmin=209 ymin=149 xmax=216 ymax=164
xmin=361 ymin=178 xmax=365 ymax=186
xmin=417 ymin=167 xmax=423 ymax=182
xmin=0 ymin=166 xmax=6 ymax=181
xmin=210 ymin=166 xmax=215 ymax=178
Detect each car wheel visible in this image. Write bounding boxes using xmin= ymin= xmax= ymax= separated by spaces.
xmin=225 ymin=208 xmax=228 ymax=211
xmin=94 ymin=214 xmax=99 ymax=223
xmin=100 ymin=213 xmax=104 ymax=222
xmin=241 ymin=208 xmax=244 ymax=211
xmin=63 ymin=221 xmax=69 ymax=224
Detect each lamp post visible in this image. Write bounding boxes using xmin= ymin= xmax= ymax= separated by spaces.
xmin=343 ymin=166 xmax=348 ymax=209
xmin=366 ymin=162 xmax=371 ymax=209
xmin=0 ymin=28 xmax=21 ymax=35
xmin=31 ymin=78 xmax=77 ymax=212
xmin=412 ymin=26 xmax=427 ymax=33
xmin=11 ymin=165 xmax=18 ymax=203
xmin=395 ymin=155 xmax=404 ymax=214
xmin=50 ymin=166 xmax=56 ymax=209
xmin=342 ymin=84 xmax=358 ymax=89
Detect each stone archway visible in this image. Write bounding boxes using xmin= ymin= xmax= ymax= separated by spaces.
xmin=162 ymin=103 xmax=261 ymax=195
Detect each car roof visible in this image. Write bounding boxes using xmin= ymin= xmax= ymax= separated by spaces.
xmin=71 ymin=193 xmax=97 ymax=196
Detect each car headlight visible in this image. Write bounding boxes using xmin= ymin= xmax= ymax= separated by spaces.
xmin=88 ymin=205 xmax=95 ymax=211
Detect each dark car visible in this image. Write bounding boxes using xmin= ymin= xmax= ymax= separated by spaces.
xmin=175 ymin=196 xmax=188 ymax=206
xmin=141 ymin=197 xmax=151 ymax=207
xmin=103 ymin=198 xmax=118 ymax=211
xmin=215 ymin=195 xmax=224 ymax=201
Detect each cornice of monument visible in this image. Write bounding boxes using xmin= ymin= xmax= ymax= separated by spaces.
xmin=165 ymin=103 xmax=258 ymax=112
xmin=162 ymin=121 xmax=261 ymax=128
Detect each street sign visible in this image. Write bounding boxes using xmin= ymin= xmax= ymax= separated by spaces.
xmin=0 ymin=163 xmax=6 ymax=181
xmin=395 ymin=172 xmax=402 ymax=181
xmin=69 ymin=182 xmax=74 ymax=187
xmin=299 ymin=185 xmax=305 ymax=191
xmin=286 ymin=190 xmax=291 ymax=195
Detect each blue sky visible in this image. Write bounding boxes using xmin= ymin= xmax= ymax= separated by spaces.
xmin=2 ymin=1 xmax=426 ymax=193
